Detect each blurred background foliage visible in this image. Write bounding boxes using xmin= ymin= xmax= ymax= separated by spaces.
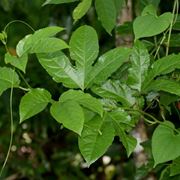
xmin=0 ymin=0 xmax=179 ymax=179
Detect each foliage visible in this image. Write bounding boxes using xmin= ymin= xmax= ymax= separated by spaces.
xmin=0 ymin=0 xmax=180 ymax=179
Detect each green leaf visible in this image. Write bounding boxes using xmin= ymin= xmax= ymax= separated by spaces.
xmin=37 ymin=51 xmax=80 ymax=88
xmin=50 ymin=100 xmax=84 ymax=135
xmin=145 ymin=79 xmax=180 ymax=97
xmin=142 ymin=54 xmax=180 ymax=90
xmin=5 ymin=52 xmax=28 ymax=73
xmin=16 ymin=26 xmax=68 ymax=56
xmin=152 ymin=121 xmax=180 ymax=167
xmin=170 ymin=157 xmax=180 ymax=176
xmin=108 ymin=109 xmax=136 ymax=156
xmin=43 ymin=0 xmax=78 ymax=6
xmin=78 ymin=114 xmax=114 ymax=166
xmin=73 ymin=0 xmax=92 ymax=22
xmin=87 ymin=47 xmax=131 ymax=86
xmin=95 ymin=0 xmax=116 ymax=34
xmin=19 ymin=88 xmax=51 ymax=123
xmin=60 ymin=90 xmax=103 ymax=117
xmin=91 ymin=80 xmax=135 ymax=107
xmin=127 ymin=41 xmax=150 ymax=92
xmin=69 ymin=25 xmax=99 ymax=89
xmin=133 ymin=12 xmax=173 ymax=40
xmin=33 ymin=26 xmax=64 ymax=38
xmin=0 ymin=67 xmax=20 ymax=96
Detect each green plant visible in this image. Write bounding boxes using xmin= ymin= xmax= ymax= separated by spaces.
xmin=0 ymin=0 xmax=180 ymax=179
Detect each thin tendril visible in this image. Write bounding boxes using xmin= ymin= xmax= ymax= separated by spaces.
xmin=0 ymin=69 xmax=15 ymax=177
xmin=3 ymin=20 xmax=35 ymax=33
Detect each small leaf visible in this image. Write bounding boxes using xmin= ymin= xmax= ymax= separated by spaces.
xmin=73 ymin=0 xmax=92 ymax=22
xmin=50 ymin=100 xmax=84 ymax=135
xmin=28 ymin=38 xmax=69 ymax=54
xmin=78 ymin=114 xmax=114 ymax=166
xmin=0 ymin=67 xmax=20 ymax=96
xmin=87 ymin=47 xmax=131 ymax=86
xmin=5 ymin=52 xmax=28 ymax=73
xmin=16 ymin=26 xmax=68 ymax=56
xmin=95 ymin=0 xmax=116 ymax=34
xmin=127 ymin=40 xmax=150 ymax=92
xmin=142 ymin=54 xmax=180 ymax=90
xmin=152 ymin=121 xmax=180 ymax=167
xmin=19 ymin=88 xmax=51 ymax=123
xmin=91 ymin=80 xmax=135 ymax=107
xmin=69 ymin=25 xmax=99 ymax=89
xmin=108 ymin=109 xmax=136 ymax=156
xmin=170 ymin=157 xmax=180 ymax=176
xmin=60 ymin=89 xmax=103 ymax=116
xmin=146 ymin=79 xmax=180 ymax=97
xmin=133 ymin=12 xmax=173 ymax=40
xmin=43 ymin=0 xmax=78 ymax=6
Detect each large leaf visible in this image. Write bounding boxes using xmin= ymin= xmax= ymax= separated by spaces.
xmin=95 ymin=0 xmax=116 ymax=34
xmin=16 ymin=26 xmax=67 ymax=57
xmin=145 ymin=79 xmax=180 ymax=97
xmin=50 ymin=100 xmax=84 ymax=135
xmin=91 ymin=80 xmax=135 ymax=107
xmin=78 ymin=114 xmax=114 ymax=166
xmin=19 ymin=88 xmax=51 ymax=123
xmin=152 ymin=121 xmax=180 ymax=167
xmin=60 ymin=89 xmax=103 ymax=117
xmin=73 ymin=0 xmax=92 ymax=22
xmin=69 ymin=25 xmax=99 ymax=89
xmin=5 ymin=52 xmax=28 ymax=73
xmin=0 ymin=67 xmax=20 ymax=96
xmin=142 ymin=54 xmax=180 ymax=90
xmin=127 ymin=41 xmax=150 ymax=91
xmin=37 ymin=51 xmax=80 ymax=88
xmin=87 ymin=47 xmax=131 ymax=86
xmin=133 ymin=12 xmax=173 ymax=40
xmin=43 ymin=0 xmax=78 ymax=6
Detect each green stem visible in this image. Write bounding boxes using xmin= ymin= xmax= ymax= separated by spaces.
xmin=125 ymin=108 xmax=179 ymax=133
xmin=18 ymin=86 xmax=30 ymax=91
xmin=165 ymin=0 xmax=179 ymax=56
xmin=17 ymin=70 xmax=32 ymax=89
xmin=0 ymin=69 xmax=15 ymax=177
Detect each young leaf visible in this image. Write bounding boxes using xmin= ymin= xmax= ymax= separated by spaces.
xmin=91 ymin=80 xmax=135 ymax=107
xmin=37 ymin=51 xmax=80 ymax=88
xmin=127 ymin=40 xmax=150 ymax=92
xmin=73 ymin=0 xmax=92 ymax=22
xmin=50 ymin=100 xmax=84 ymax=135
xmin=60 ymin=89 xmax=103 ymax=117
xmin=43 ymin=0 xmax=78 ymax=6
xmin=5 ymin=52 xmax=28 ymax=73
xmin=69 ymin=25 xmax=99 ymax=89
xmin=142 ymin=54 xmax=180 ymax=90
xmin=19 ymin=88 xmax=51 ymax=123
xmin=152 ymin=121 xmax=180 ymax=167
xmin=145 ymin=79 xmax=180 ymax=97
xmin=133 ymin=12 xmax=173 ymax=40
xmin=95 ymin=0 xmax=116 ymax=34
xmin=78 ymin=114 xmax=114 ymax=166
xmin=87 ymin=47 xmax=131 ymax=86
xmin=170 ymin=157 xmax=180 ymax=176
xmin=0 ymin=67 xmax=20 ymax=96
